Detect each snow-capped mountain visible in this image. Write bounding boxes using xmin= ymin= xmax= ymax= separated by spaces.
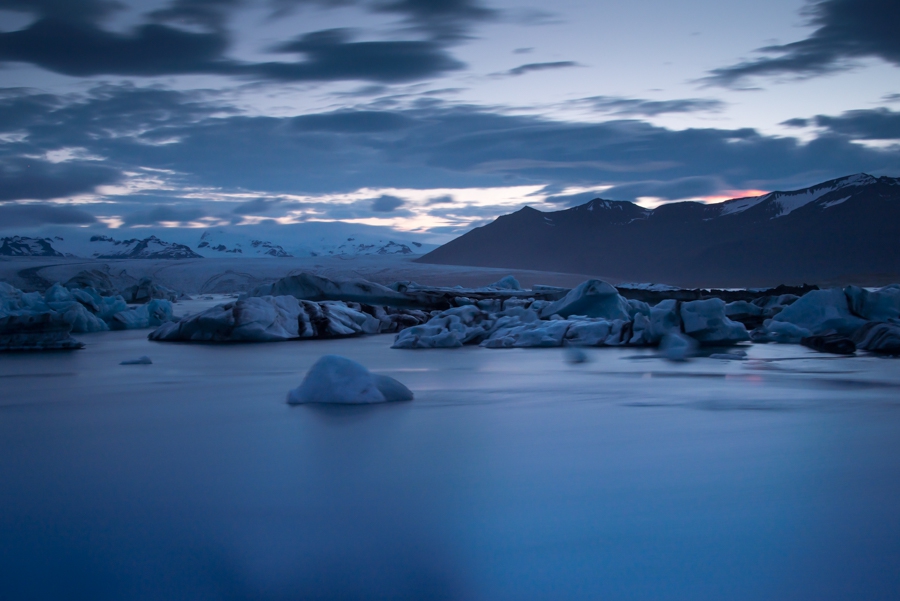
xmin=0 ymin=236 xmax=68 ymax=257
xmin=328 ymin=238 xmax=421 ymax=256
xmin=421 ymin=173 xmax=900 ymax=287
xmin=197 ymin=231 xmax=292 ymax=257
xmin=715 ymin=173 xmax=879 ymax=218
xmin=192 ymin=224 xmax=435 ymax=258
xmin=88 ymin=235 xmax=203 ymax=260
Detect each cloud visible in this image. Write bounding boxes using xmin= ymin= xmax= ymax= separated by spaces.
xmin=262 ymin=29 xmax=464 ymax=82
xmin=370 ymin=194 xmax=405 ymax=212
xmin=0 ymin=0 xmax=122 ymax=22
xmin=121 ymin=204 xmax=208 ymax=225
xmin=0 ymin=158 xmax=121 ymax=201
xmin=0 ymin=18 xmax=229 ymax=77
xmin=578 ymin=96 xmax=726 ymax=117
xmin=783 ymin=108 xmax=900 ymax=139
xmin=372 ymin=0 xmax=497 ymax=40
xmin=0 ymin=19 xmax=463 ymax=83
xmin=503 ymin=61 xmax=579 ymax=77
xmin=232 ymin=197 xmax=284 ymax=215
xmin=3 ymin=85 xmax=899 ymax=226
xmin=0 ymin=202 xmax=97 ymax=229
xmin=705 ymin=0 xmax=900 ymax=87
xmin=268 ymin=0 xmax=496 ymax=39
xmin=149 ymin=0 xmax=243 ymax=29
xmin=291 ymin=110 xmax=413 ymax=132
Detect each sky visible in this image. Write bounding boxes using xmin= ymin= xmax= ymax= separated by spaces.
xmin=0 ymin=0 xmax=898 ymax=242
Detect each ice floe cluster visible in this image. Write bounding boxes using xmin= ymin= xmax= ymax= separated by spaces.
xmin=0 ymin=281 xmax=174 ymax=351
xmin=149 ymin=296 xmax=429 ymax=342
xmin=140 ymin=272 xmax=900 ymax=356
xmin=389 ymin=279 xmax=900 ymax=355
xmin=392 ymin=281 xmax=751 ymax=349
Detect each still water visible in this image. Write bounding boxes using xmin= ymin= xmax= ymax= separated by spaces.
xmin=1 ymin=327 xmax=899 ymax=600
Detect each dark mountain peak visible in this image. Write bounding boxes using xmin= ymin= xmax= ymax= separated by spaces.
xmin=717 ymin=172 xmax=897 ymax=220
xmin=419 ymin=172 xmax=900 ymax=287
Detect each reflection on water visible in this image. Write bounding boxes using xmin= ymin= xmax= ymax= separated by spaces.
xmin=1 ymin=332 xmax=899 ymax=600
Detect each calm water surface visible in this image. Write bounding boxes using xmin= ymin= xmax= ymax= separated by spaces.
xmin=1 ymin=325 xmax=899 ymax=600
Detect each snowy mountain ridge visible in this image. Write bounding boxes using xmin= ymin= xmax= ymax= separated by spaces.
xmin=718 ymin=173 xmax=881 ymax=218
xmin=0 ymin=236 xmax=69 ymax=257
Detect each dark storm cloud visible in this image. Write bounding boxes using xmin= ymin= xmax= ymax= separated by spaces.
xmin=373 ymin=0 xmax=497 ymax=40
xmin=232 ymin=197 xmax=284 ymax=214
xmin=504 ymin=61 xmax=578 ymax=77
xmin=291 ymin=110 xmax=413 ymax=132
xmin=263 ymin=29 xmax=463 ymax=82
xmin=0 ymin=18 xmax=229 ymax=77
xmin=3 ymin=85 xmax=899 ymax=206
xmin=0 ymin=19 xmax=463 ymax=82
xmin=579 ymin=96 xmax=725 ymax=117
xmin=601 ymin=176 xmax=726 ymax=201
xmin=783 ymin=108 xmax=900 ymax=140
xmin=0 ymin=203 xmax=97 ymax=229
xmin=706 ymin=0 xmax=900 ymax=86
xmin=269 ymin=0 xmax=496 ymax=39
xmin=0 ymin=0 xmax=122 ymax=22
xmin=370 ymin=194 xmax=405 ymax=212
xmin=122 ymin=205 xmax=207 ymax=225
xmin=0 ymin=158 xmax=121 ymax=201
xmin=149 ymin=0 xmax=243 ymax=29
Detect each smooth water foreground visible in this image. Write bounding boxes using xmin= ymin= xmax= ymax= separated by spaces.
xmin=1 ymin=329 xmax=899 ymax=600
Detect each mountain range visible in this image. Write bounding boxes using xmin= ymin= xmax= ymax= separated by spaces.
xmin=419 ymin=174 xmax=900 ymax=287
xmin=1 ymin=225 xmax=435 ymax=260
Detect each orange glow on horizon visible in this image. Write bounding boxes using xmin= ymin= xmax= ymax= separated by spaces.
xmin=701 ymin=189 xmax=769 ymax=204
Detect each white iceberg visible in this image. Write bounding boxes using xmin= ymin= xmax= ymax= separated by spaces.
xmin=150 ymin=296 xmax=382 ymax=343
xmin=0 ymin=312 xmax=84 ymax=351
xmin=845 ymin=285 xmax=900 ymax=322
xmin=769 ymin=288 xmax=867 ymax=336
xmin=286 ymin=355 xmax=413 ymax=404
xmin=680 ymin=299 xmax=749 ymax=345
xmin=659 ymin=332 xmax=698 ymax=361
xmin=853 ymin=322 xmax=900 ymax=355
xmin=539 ymin=280 xmax=631 ymax=320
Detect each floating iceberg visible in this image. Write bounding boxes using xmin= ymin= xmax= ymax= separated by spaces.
xmin=845 ymin=285 xmax=900 ymax=322
xmin=286 ymin=355 xmax=413 ymax=404
xmin=659 ymin=332 xmax=698 ymax=361
xmin=539 ymin=280 xmax=631 ymax=320
xmin=853 ymin=322 xmax=900 ymax=355
xmin=768 ymin=288 xmax=867 ymax=337
xmin=0 ymin=312 xmax=84 ymax=351
xmin=680 ymin=299 xmax=750 ymax=345
xmin=149 ymin=296 xmax=424 ymax=343
xmin=0 ymin=280 xmax=175 ymax=349
xmin=121 ymin=356 xmax=153 ymax=365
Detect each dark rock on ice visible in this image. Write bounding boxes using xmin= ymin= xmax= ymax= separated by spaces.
xmin=800 ymin=334 xmax=856 ymax=355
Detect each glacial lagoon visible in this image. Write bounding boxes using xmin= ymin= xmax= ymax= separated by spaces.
xmin=1 ymin=322 xmax=899 ymax=600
